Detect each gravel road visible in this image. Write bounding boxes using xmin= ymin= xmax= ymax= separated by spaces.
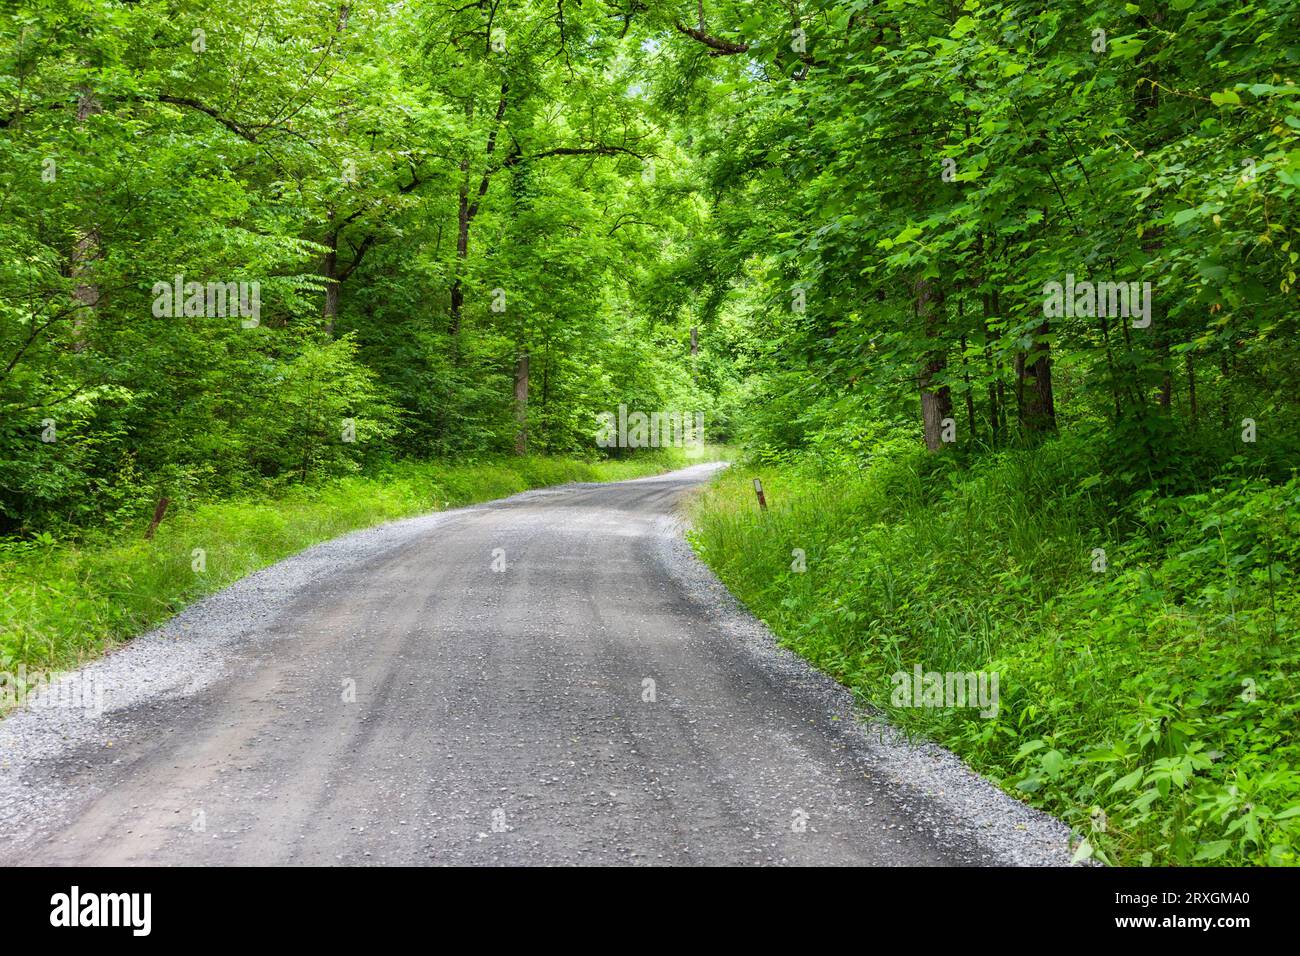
xmin=0 ymin=463 xmax=1075 ymax=865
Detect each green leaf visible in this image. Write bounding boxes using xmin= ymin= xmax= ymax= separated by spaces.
xmin=1072 ymin=839 xmax=1095 ymax=864
xmin=1193 ymin=840 xmax=1232 ymax=861
xmin=1108 ymin=768 xmax=1144 ymax=794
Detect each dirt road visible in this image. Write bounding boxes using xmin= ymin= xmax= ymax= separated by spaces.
xmin=0 ymin=464 xmax=1071 ymax=865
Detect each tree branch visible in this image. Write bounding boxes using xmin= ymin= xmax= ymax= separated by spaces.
xmin=157 ymin=95 xmax=259 ymax=141
xmin=526 ymin=144 xmax=646 ymax=161
xmin=674 ymin=21 xmax=749 ymax=55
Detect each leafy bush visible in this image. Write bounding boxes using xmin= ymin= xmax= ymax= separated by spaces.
xmin=689 ymin=438 xmax=1300 ymax=866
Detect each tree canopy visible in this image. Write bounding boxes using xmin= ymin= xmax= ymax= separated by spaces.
xmin=2 ymin=0 xmax=1298 ymax=525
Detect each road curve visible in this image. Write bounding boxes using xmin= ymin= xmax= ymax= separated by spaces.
xmin=0 ymin=464 xmax=1073 ymax=866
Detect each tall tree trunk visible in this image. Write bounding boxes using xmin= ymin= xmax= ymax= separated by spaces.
xmin=322 ymin=6 xmax=349 ymax=337
xmin=916 ymin=277 xmax=952 ymax=452
xmin=961 ymin=334 xmax=976 ymax=442
xmin=1016 ymin=313 xmax=1056 ymax=435
xmin=1220 ymin=350 xmax=1231 ymax=431
xmin=1143 ymin=231 xmax=1170 ymax=411
xmin=987 ymin=380 xmax=999 ymax=446
xmin=70 ymin=85 xmax=102 ymax=351
xmin=541 ymin=345 xmax=549 ymax=410
xmin=996 ymin=379 xmax=1007 ymax=439
xmin=448 ymin=84 xmax=508 ymax=337
xmin=982 ymin=291 xmax=1000 ymax=446
xmin=449 ymin=160 xmax=470 ymax=335
xmin=1156 ymin=309 xmax=1172 ymax=411
xmin=513 ymin=350 xmax=529 ymax=455
xmin=322 ymin=230 xmax=339 ymax=335
xmin=956 ymin=295 xmax=975 ymax=442
xmin=1099 ymin=309 xmax=1122 ymax=423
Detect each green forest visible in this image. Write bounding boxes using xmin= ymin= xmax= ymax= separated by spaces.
xmin=2 ymin=0 xmax=1298 ymax=866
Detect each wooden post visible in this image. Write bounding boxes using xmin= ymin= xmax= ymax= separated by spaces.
xmin=752 ymin=478 xmax=767 ymax=511
xmin=145 ymin=497 xmax=170 ymax=539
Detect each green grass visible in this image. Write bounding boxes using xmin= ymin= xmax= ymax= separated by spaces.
xmin=687 ymin=438 xmax=1300 ymax=866
xmin=0 ymin=446 xmax=726 ymax=693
